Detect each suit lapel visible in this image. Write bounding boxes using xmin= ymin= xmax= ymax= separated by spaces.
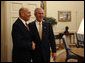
xmin=18 ymin=18 xmax=29 ymax=32
xmin=42 ymin=22 xmax=46 ymax=40
xmin=34 ymin=21 xmax=41 ymax=40
xmin=34 ymin=21 xmax=47 ymax=41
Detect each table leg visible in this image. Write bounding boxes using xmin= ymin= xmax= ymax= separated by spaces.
xmin=73 ymin=35 xmax=75 ymax=44
xmin=70 ymin=35 xmax=71 ymax=44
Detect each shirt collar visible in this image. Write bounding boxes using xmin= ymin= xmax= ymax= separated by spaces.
xmin=35 ymin=20 xmax=45 ymax=24
xmin=19 ymin=17 xmax=29 ymax=25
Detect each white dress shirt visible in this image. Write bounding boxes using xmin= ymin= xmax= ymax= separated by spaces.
xmin=19 ymin=17 xmax=29 ymax=26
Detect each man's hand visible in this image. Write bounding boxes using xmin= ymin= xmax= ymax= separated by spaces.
xmin=52 ymin=52 xmax=56 ymax=62
xmin=32 ymin=41 xmax=36 ymax=50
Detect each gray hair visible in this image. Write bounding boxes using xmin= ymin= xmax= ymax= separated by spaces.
xmin=34 ymin=8 xmax=44 ymax=15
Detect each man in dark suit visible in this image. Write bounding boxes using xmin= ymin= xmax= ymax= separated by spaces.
xmin=29 ymin=8 xmax=57 ymax=62
xmin=12 ymin=7 xmax=34 ymax=62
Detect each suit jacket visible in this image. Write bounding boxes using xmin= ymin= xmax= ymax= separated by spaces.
xmin=29 ymin=21 xmax=56 ymax=62
xmin=12 ymin=18 xmax=32 ymax=60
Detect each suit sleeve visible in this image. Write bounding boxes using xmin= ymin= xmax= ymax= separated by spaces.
xmin=49 ymin=24 xmax=56 ymax=52
xmin=28 ymin=23 xmax=34 ymax=41
xmin=12 ymin=24 xmax=32 ymax=49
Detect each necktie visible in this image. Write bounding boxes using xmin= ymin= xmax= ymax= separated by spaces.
xmin=25 ymin=23 xmax=30 ymax=31
xmin=39 ymin=22 xmax=42 ymax=40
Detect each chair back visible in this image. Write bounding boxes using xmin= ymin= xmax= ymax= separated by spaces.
xmin=76 ymin=34 xmax=84 ymax=42
xmin=76 ymin=33 xmax=84 ymax=47
xmin=62 ymin=35 xmax=71 ymax=55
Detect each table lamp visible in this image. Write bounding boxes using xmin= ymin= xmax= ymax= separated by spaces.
xmin=77 ymin=18 xmax=84 ymax=35
xmin=76 ymin=18 xmax=84 ymax=47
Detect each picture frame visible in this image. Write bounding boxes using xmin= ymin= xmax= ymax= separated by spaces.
xmin=58 ymin=11 xmax=71 ymax=22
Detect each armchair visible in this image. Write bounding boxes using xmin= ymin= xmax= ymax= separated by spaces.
xmin=62 ymin=35 xmax=78 ymax=62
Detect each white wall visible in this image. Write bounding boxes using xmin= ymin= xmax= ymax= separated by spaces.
xmin=46 ymin=1 xmax=84 ymax=35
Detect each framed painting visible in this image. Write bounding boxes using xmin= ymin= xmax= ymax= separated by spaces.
xmin=58 ymin=11 xmax=71 ymax=22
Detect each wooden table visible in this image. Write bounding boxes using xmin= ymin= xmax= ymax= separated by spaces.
xmin=71 ymin=48 xmax=84 ymax=57
xmin=55 ymin=32 xmax=75 ymax=48
xmin=71 ymin=48 xmax=84 ymax=62
xmin=59 ymin=33 xmax=75 ymax=46
xmin=59 ymin=33 xmax=75 ymax=44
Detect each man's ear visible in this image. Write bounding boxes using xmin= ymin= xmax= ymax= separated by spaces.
xmin=21 ymin=12 xmax=24 ymax=17
xmin=34 ymin=14 xmax=36 ymax=16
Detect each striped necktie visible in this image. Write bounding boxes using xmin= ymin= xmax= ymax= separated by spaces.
xmin=25 ymin=23 xmax=30 ymax=31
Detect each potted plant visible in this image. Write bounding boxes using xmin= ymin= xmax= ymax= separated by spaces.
xmin=43 ymin=17 xmax=57 ymax=25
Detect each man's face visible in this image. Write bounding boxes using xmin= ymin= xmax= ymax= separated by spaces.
xmin=35 ymin=9 xmax=44 ymax=22
xmin=24 ymin=9 xmax=31 ymax=21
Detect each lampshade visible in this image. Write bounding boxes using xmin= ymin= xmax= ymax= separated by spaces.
xmin=77 ymin=18 xmax=84 ymax=34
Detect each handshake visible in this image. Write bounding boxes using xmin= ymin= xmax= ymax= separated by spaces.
xmin=32 ymin=41 xmax=36 ymax=50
